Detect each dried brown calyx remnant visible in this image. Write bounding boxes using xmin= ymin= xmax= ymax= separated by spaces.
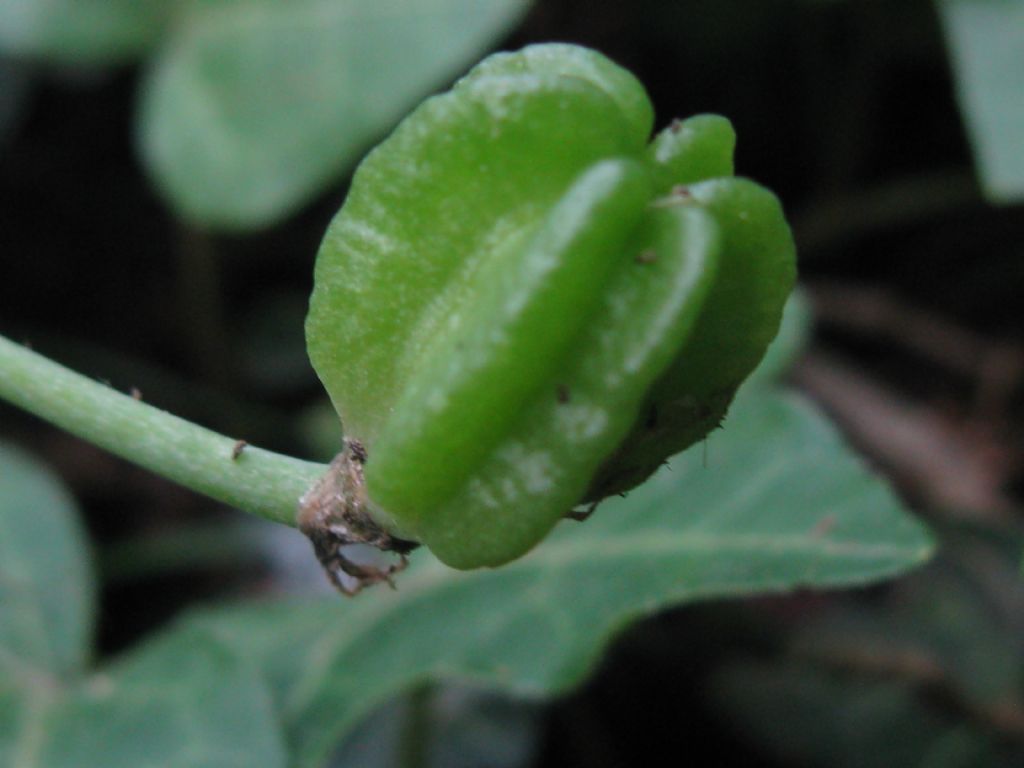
xmin=297 ymin=438 xmax=419 ymax=596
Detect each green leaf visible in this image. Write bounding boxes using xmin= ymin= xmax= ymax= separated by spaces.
xmin=0 ymin=0 xmax=171 ymax=63
xmin=325 ymin=686 xmax=542 ymax=768
xmin=937 ymin=0 xmax=1024 ymax=202
xmin=138 ymin=0 xmax=533 ymax=229
xmin=35 ymin=631 xmax=287 ymax=768
xmin=0 ymin=445 xmax=284 ymax=768
xmin=0 ymin=443 xmax=93 ymax=768
xmin=0 ymin=443 xmax=94 ymax=683
xmin=186 ymin=391 xmax=933 ymax=766
xmin=0 ymin=686 xmax=51 ymax=768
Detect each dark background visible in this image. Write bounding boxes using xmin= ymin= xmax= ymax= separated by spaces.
xmin=2 ymin=1 xmax=1023 ymax=765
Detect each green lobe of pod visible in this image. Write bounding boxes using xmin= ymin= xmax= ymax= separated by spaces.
xmin=588 ymin=177 xmax=797 ymax=500
xmin=461 ymin=43 xmax=655 ymax=143
xmin=647 ymin=114 xmax=736 ymax=191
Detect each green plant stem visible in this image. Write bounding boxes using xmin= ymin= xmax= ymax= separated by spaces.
xmin=0 ymin=334 xmax=326 ymax=526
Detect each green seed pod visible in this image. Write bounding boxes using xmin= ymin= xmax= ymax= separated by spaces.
xmin=305 ymin=44 xmax=796 ymax=573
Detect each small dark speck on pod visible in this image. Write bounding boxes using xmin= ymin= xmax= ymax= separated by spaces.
xmin=231 ymin=440 xmax=248 ymax=460
xmin=556 ymin=384 xmax=570 ymax=404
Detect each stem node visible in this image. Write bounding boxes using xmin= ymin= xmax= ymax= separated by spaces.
xmin=298 ymin=438 xmax=419 ymax=595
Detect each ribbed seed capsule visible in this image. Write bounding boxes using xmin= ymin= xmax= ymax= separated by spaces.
xmin=305 ymin=44 xmax=796 ymax=571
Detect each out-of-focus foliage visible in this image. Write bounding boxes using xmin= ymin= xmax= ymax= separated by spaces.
xmin=0 ymin=445 xmax=286 ymax=768
xmin=0 ymin=0 xmax=170 ymax=63
xmin=713 ymin=528 xmax=1024 ymax=767
xmin=326 ymin=686 xmax=543 ymax=768
xmin=0 ymin=443 xmax=93 ymax=684
xmin=937 ymin=0 xmax=1024 ymax=203
xmin=139 ymin=0 xmax=535 ymax=229
xmin=0 ymin=0 xmax=534 ymax=229
xmin=4 ymin=0 xmax=1021 ymax=215
xmin=36 ymin=631 xmax=288 ymax=768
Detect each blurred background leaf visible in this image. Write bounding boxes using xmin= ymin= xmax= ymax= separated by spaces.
xmin=326 ymin=685 xmax=543 ymax=768
xmin=0 ymin=443 xmax=94 ymax=682
xmin=35 ymin=630 xmax=287 ymax=768
xmin=0 ymin=443 xmax=94 ymax=767
xmin=137 ymin=0 xmax=533 ymax=229
xmin=0 ymin=445 xmax=287 ymax=767
xmin=714 ymin=663 xmax=1014 ymax=768
xmin=937 ymin=0 xmax=1024 ymax=203
xmin=0 ymin=0 xmax=533 ymax=229
xmin=0 ymin=0 xmax=172 ymax=63
xmin=712 ymin=527 xmax=1024 ymax=767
